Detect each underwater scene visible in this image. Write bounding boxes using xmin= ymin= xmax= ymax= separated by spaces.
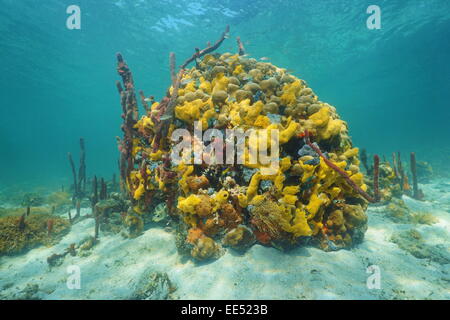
xmin=0 ymin=0 xmax=449 ymax=301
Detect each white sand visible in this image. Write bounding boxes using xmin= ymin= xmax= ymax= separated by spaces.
xmin=1 ymin=182 xmax=449 ymax=300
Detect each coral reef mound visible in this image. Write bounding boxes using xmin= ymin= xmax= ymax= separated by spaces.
xmin=117 ymin=50 xmax=371 ymax=259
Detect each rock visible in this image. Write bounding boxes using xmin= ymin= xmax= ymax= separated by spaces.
xmin=263 ymin=102 xmax=279 ymax=114
xmin=243 ymin=82 xmax=261 ymax=93
xmin=223 ymin=226 xmax=255 ymax=252
xmin=211 ymin=65 xmax=227 ymax=78
xmin=131 ymin=271 xmax=175 ymax=300
xmin=228 ymin=76 xmax=240 ymax=86
xmin=191 ymin=236 xmax=222 ymax=261
xmin=47 ymin=253 xmax=65 ymax=268
xmin=300 ymin=88 xmax=313 ymax=96
xmin=17 ymin=283 xmax=40 ymax=300
xmin=307 ymin=103 xmax=322 ymax=116
xmin=153 ymin=203 xmax=168 ymax=222
xmin=248 ymin=69 xmax=263 ymax=81
xmin=124 ymin=212 xmax=144 ymax=238
xmin=184 ymin=91 xmax=197 ymax=102
xmin=227 ymin=83 xmax=239 ymax=93
xmin=212 ymin=90 xmax=228 ymax=105
xmin=280 ymin=74 xmax=295 ymax=84
xmin=260 ymin=77 xmax=279 ymax=93
xmin=235 ymin=89 xmax=252 ymax=102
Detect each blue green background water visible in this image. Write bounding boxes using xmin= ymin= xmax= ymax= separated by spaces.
xmin=1 ymin=0 xmax=449 ymax=187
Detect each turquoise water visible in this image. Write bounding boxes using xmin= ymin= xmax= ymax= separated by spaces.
xmin=1 ymin=0 xmax=449 ymax=186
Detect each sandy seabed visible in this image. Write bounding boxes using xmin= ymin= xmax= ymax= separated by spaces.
xmin=0 ymin=180 xmax=449 ymax=300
